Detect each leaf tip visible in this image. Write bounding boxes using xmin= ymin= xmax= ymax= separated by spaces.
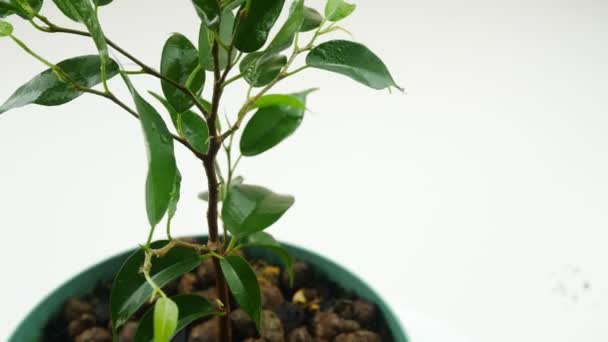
xmin=0 ymin=19 xmax=14 ymax=37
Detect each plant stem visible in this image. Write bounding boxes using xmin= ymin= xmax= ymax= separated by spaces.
xmin=222 ymin=73 xmax=243 ymax=87
xmin=30 ymin=15 xmax=210 ymax=117
xmin=9 ymin=34 xmax=55 ymax=69
xmin=219 ymin=27 xmax=324 ymax=141
xmin=203 ymin=29 xmax=237 ymax=342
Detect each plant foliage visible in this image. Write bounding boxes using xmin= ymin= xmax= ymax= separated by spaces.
xmin=0 ymin=1 xmax=399 ymax=340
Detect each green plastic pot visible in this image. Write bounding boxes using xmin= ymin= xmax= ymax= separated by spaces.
xmin=9 ymin=239 xmax=408 ymax=342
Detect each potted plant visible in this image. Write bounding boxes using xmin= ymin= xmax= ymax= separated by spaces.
xmin=1 ymin=0 xmax=404 ymax=341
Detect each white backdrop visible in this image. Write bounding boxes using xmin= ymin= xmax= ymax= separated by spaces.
xmin=1 ymin=1 xmax=607 ymax=341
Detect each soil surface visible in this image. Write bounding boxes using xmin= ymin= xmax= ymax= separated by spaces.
xmin=42 ymin=249 xmax=393 ymax=342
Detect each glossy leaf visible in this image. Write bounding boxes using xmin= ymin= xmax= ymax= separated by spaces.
xmin=250 ymin=94 xmax=305 ymax=112
xmin=161 ymin=33 xmax=205 ymax=113
xmin=306 ymin=40 xmax=401 ymax=90
xmin=222 ymin=0 xmax=244 ymax=11
xmin=233 ymin=0 xmax=285 ymax=52
xmin=300 ymin=6 xmax=323 ymax=32
xmin=135 ymin=295 xmax=216 ymax=342
xmin=179 ymin=110 xmax=210 ymax=153
xmin=192 ymin=0 xmax=220 ymax=29
xmin=241 ymin=232 xmax=294 ymax=285
xmin=167 ymin=170 xmax=181 ymax=222
xmin=51 ymin=0 xmax=78 ymax=21
xmin=324 ymin=0 xmax=355 ymax=22
xmin=199 ymin=9 xmax=235 ymax=71
xmin=222 ymin=184 xmax=294 ymax=238
xmin=120 ymin=75 xmax=177 ymax=227
xmin=0 ymin=18 xmax=12 ymax=36
xmin=0 ymin=56 xmax=119 ymax=115
xmin=154 ymin=298 xmax=178 ymax=342
xmin=51 ymin=0 xmax=109 ymax=72
xmin=150 ymin=92 xmax=210 ymax=154
xmin=240 ymin=52 xmax=287 ymax=88
xmin=93 ymin=0 xmax=113 ymax=6
xmin=220 ymin=255 xmax=262 ymax=329
xmin=240 ymin=89 xmax=314 ymax=156
xmin=110 ymin=241 xmax=202 ymax=330
xmin=0 ymin=3 xmax=14 ymax=17
xmin=0 ymin=0 xmax=42 ymax=19
xmin=266 ymin=0 xmax=304 ymax=53
xmin=139 ymin=99 xmax=176 ymax=226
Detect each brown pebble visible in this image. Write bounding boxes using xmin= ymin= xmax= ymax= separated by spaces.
xmin=312 ymin=312 xmax=359 ymax=339
xmin=118 ymin=321 xmax=138 ymax=342
xmin=282 ymin=261 xmax=312 ymax=290
xmin=230 ymin=309 xmax=257 ymax=338
xmin=275 ymin=302 xmax=307 ymax=333
xmin=189 ymin=318 xmax=218 ymax=342
xmin=335 ymin=299 xmax=376 ymax=326
xmin=64 ymin=298 xmax=95 ymax=322
xmin=261 ymin=283 xmax=285 ymax=310
xmin=178 ymin=272 xmax=199 ymax=294
xmin=352 ymin=300 xmax=376 ymax=326
xmin=196 ymin=258 xmax=217 ymax=288
xmin=75 ymin=327 xmax=112 ymax=342
xmin=68 ymin=313 xmax=96 ymax=338
xmin=261 ymin=310 xmax=285 ymax=342
xmin=334 ymin=330 xmax=382 ymax=342
xmin=287 ymin=326 xmax=313 ymax=342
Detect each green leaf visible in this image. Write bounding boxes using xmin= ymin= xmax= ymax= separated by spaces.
xmin=306 ymin=40 xmax=401 ymax=90
xmin=0 ymin=3 xmax=15 ymax=18
xmin=93 ymin=0 xmax=113 ymax=6
xmin=161 ymin=33 xmax=206 ymax=113
xmin=220 ymin=255 xmax=262 ymax=329
xmin=192 ymin=0 xmax=220 ymax=29
xmin=150 ymin=92 xmax=210 ymax=154
xmin=240 ymin=232 xmax=294 ymax=285
xmin=153 ymin=298 xmax=178 ymax=342
xmin=222 ymin=0 xmax=244 ymax=11
xmin=51 ymin=0 xmax=109 ymax=71
xmin=233 ymin=0 xmax=285 ymax=53
xmin=110 ymin=241 xmax=202 ymax=330
xmin=0 ymin=55 xmax=119 ymax=115
xmin=167 ymin=170 xmax=181 ymax=222
xmin=51 ymin=0 xmax=79 ymax=21
xmin=324 ymin=0 xmax=355 ymax=22
xmin=0 ymin=18 xmax=12 ymax=36
xmin=179 ymin=110 xmax=210 ymax=153
xmin=300 ymin=6 xmax=323 ymax=32
xmin=240 ymin=52 xmax=287 ymax=88
xmin=135 ymin=295 xmax=216 ymax=342
xmin=120 ymin=76 xmax=177 ymax=227
xmin=222 ymin=184 xmax=294 ymax=238
xmin=199 ymin=9 xmax=236 ymax=71
xmin=0 ymin=0 xmax=42 ymax=19
xmin=266 ymin=0 xmax=304 ymax=53
xmin=240 ymin=89 xmax=314 ymax=156
xmin=250 ymin=94 xmax=305 ymax=112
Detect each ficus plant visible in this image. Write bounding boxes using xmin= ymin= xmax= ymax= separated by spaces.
xmin=0 ymin=0 xmax=400 ymax=341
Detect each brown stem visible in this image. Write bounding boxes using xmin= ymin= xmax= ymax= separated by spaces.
xmin=34 ymin=17 xmax=210 ymax=117
xmin=202 ymin=34 xmax=235 ymax=342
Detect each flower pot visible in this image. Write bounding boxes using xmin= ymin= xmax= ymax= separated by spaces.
xmin=9 ymin=239 xmax=408 ymax=341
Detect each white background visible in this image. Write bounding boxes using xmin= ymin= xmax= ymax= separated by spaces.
xmin=1 ymin=1 xmax=607 ymax=341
